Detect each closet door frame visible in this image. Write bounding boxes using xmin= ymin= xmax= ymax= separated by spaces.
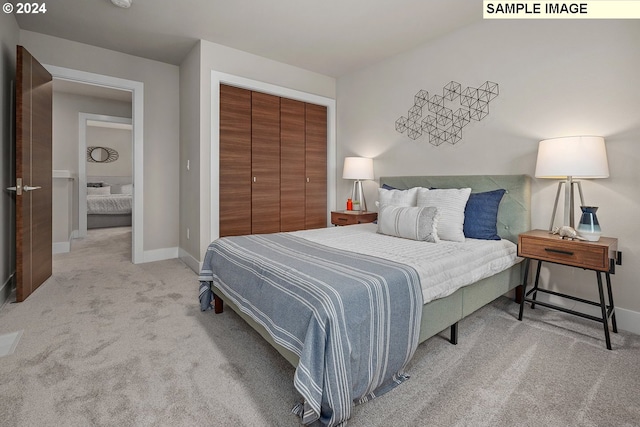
xmin=210 ymin=71 xmax=337 ymax=243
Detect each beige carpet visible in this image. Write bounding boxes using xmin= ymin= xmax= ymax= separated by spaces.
xmin=0 ymin=227 xmax=639 ymax=427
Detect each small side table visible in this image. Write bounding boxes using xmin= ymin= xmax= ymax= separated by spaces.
xmin=517 ymin=229 xmax=622 ymax=350
xmin=330 ymin=210 xmax=377 ymax=226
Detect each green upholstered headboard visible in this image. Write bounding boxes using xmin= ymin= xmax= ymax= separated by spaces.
xmin=378 ymin=175 xmax=531 ymax=244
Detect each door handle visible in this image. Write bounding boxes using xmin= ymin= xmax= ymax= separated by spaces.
xmin=7 ymin=181 xmax=41 ymax=194
xmin=7 ymin=178 xmax=22 ymax=195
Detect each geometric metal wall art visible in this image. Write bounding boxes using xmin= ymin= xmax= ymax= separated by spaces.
xmin=395 ymin=81 xmax=499 ymax=146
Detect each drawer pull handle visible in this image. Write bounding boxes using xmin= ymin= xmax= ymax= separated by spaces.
xmin=338 ymin=218 xmax=348 ymax=221
xmin=545 ymin=248 xmax=574 ymax=256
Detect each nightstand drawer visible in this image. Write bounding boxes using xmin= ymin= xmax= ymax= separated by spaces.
xmin=330 ymin=211 xmax=377 ymax=226
xmin=518 ymin=233 xmax=612 ymax=271
xmin=331 ymin=212 xmax=359 ymax=225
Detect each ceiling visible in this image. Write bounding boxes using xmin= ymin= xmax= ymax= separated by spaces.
xmin=15 ymin=0 xmax=480 ymax=77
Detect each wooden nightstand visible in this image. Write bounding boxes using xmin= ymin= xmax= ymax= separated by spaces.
xmin=331 ymin=210 xmax=377 ymax=226
xmin=517 ymin=229 xmax=622 ymax=350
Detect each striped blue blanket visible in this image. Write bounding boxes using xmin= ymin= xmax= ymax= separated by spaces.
xmin=199 ymin=233 xmax=423 ymax=427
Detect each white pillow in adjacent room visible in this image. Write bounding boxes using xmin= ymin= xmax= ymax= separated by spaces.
xmin=377 ymin=205 xmax=439 ymax=242
xmin=377 ymin=187 xmax=420 ymax=207
xmin=87 ymin=186 xmax=110 ymax=196
xmin=417 ymin=187 xmax=471 ymax=242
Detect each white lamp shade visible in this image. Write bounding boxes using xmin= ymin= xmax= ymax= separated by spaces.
xmin=535 ymin=136 xmax=609 ymax=179
xmin=342 ymin=157 xmax=374 ymax=180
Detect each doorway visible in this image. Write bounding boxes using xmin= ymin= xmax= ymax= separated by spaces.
xmin=45 ymin=65 xmax=144 ymax=264
xmin=78 ymin=113 xmax=133 ymax=238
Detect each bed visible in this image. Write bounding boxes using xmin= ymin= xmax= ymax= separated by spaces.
xmin=199 ymin=174 xmax=531 ymax=427
xmin=87 ymin=176 xmax=133 ymax=229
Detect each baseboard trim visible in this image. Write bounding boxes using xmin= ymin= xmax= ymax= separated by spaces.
xmin=532 ymin=293 xmax=640 ymax=336
xmin=53 ymin=231 xmax=79 ymax=255
xmin=615 ymin=307 xmax=640 ymax=336
xmin=52 ymin=241 xmax=70 ymax=254
xmin=179 ymin=248 xmax=201 ymax=274
xmin=0 ymin=274 xmax=15 ymax=310
xmin=142 ymin=247 xmax=179 ymax=264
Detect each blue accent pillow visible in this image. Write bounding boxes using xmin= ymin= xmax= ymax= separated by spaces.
xmin=463 ymin=189 xmax=506 ymax=240
xmin=381 ymin=183 xmax=396 ymax=190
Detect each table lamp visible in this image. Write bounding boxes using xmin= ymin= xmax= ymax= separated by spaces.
xmin=342 ymin=157 xmax=374 ymax=212
xmin=534 ymin=136 xmax=609 ymax=230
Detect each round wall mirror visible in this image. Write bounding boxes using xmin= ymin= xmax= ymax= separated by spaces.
xmin=87 ymin=146 xmax=119 ymax=163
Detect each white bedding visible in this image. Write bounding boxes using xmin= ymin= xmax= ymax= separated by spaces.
xmin=292 ymin=223 xmax=520 ymax=304
xmin=87 ymin=194 xmax=132 ymax=215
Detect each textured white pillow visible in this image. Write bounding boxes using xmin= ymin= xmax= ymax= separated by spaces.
xmin=87 ymin=186 xmax=110 ymax=196
xmin=377 ymin=205 xmax=440 ymax=242
xmin=377 ymin=187 xmax=420 ymax=207
xmin=417 ymin=187 xmax=471 ymax=242
xmin=111 ymin=183 xmax=133 ymax=195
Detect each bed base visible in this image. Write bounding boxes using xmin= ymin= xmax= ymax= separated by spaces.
xmin=87 ymin=213 xmax=131 ymax=229
xmin=210 ymin=264 xmax=522 ymax=367
xmin=214 ymin=292 xmax=459 ymax=345
xmin=208 ymin=174 xmax=530 ymax=368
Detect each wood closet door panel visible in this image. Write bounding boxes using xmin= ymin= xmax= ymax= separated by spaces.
xmin=305 ymin=103 xmax=328 ymax=229
xmin=219 ymin=84 xmax=252 ymax=236
xmin=280 ymin=98 xmax=306 ymax=232
xmin=252 ymin=92 xmax=281 ymax=234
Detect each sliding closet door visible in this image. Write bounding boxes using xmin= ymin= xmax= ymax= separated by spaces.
xmin=219 ymin=84 xmax=252 ymax=237
xmin=280 ymin=98 xmax=306 ymax=232
xmin=251 ymin=92 xmax=281 ymax=234
xmin=305 ymin=103 xmax=328 ymax=229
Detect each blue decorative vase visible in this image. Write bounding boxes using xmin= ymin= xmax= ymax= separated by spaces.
xmin=577 ymin=206 xmax=601 ymax=242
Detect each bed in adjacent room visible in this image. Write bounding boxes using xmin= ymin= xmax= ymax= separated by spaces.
xmin=86 ymin=176 xmax=133 ymax=229
xmin=199 ymin=174 xmax=531 ymax=427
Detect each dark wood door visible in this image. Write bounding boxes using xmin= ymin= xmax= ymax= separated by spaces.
xmin=304 ymin=103 xmax=327 ymax=229
xmin=280 ymin=98 xmax=306 ymax=232
xmin=15 ymin=46 xmax=53 ymax=302
xmin=251 ymin=92 xmax=280 ymax=234
xmin=219 ymin=84 xmax=252 ymax=237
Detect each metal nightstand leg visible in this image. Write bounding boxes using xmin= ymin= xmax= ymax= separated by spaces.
xmin=530 ymin=261 xmax=543 ymax=309
xmin=518 ymin=258 xmax=531 ymax=321
xmin=605 ymin=273 xmax=618 ymax=333
xmin=596 ymin=272 xmax=612 ymax=350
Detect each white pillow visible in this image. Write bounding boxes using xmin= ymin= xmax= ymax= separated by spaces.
xmin=416 ymin=187 xmax=471 ymax=242
xmin=377 ymin=205 xmax=439 ymax=242
xmin=87 ymin=186 xmax=110 ymax=196
xmin=120 ymin=184 xmax=133 ymax=195
xmin=377 ymin=187 xmax=420 ymax=207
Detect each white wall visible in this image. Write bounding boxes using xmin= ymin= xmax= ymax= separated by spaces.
xmin=178 ymin=42 xmax=201 ymax=271
xmin=0 ymin=12 xmax=19 ymax=306
xmin=54 ymin=92 xmax=131 ymax=174
xmin=337 ymin=20 xmax=640 ymax=330
xmin=86 ymin=127 xmax=133 ymax=177
xmin=179 ymin=39 xmax=337 ymax=269
xmin=52 ymin=176 xmax=74 ymax=252
xmin=20 ymin=30 xmax=180 ymax=256
xmin=52 ymin=91 xmax=132 ymax=242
